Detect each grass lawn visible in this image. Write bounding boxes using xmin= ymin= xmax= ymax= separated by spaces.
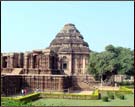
xmin=31 ymin=94 xmax=134 ymax=106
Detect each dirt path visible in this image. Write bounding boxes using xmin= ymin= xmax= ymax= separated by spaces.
xmin=97 ymin=86 xmax=119 ymax=91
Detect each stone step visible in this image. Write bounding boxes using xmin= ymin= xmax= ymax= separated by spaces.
xmin=11 ymin=68 xmax=23 ymax=74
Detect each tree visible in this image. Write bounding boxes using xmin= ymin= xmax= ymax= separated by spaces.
xmin=88 ymin=45 xmax=134 ymax=81
xmin=117 ymin=48 xmax=134 ymax=76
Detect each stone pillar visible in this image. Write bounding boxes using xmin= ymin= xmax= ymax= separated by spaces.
xmin=82 ymin=55 xmax=85 ymax=74
xmin=75 ymin=55 xmax=80 ymax=75
xmin=74 ymin=55 xmax=77 ymax=75
xmin=41 ymin=54 xmax=45 ymax=69
xmin=48 ymin=55 xmax=50 ymax=69
xmin=7 ymin=56 xmax=10 ymax=68
xmin=59 ymin=56 xmax=62 ymax=70
xmin=30 ymin=55 xmax=33 ymax=68
xmin=58 ymin=78 xmax=62 ymax=91
xmin=24 ymin=53 xmax=29 ymax=68
xmin=39 ymin=55 xmax=42 ymax=69
xmin=10 ymin=55 xmax=14 ymax=68
xmin=37 ymin=55 xmax=40 ymax=68
xmin=68 ymin=54 xmax=72 ymax=75
xmin=13 ymin=53 xmax=19 ymax=68
xmin=24 ymin=54 xmax=27 ymax=68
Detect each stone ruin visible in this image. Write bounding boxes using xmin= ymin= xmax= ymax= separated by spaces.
xmin=1 ymin=23 xmax=98 ymax=96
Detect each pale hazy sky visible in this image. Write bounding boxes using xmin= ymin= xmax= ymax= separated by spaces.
xmin=1 ymin=1 xmax=134 ymax=53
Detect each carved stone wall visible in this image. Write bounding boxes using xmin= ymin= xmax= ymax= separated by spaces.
xmin=1 ymin=49 xmax=60 ymax=75
xmin=1 ymin=75 xmax=72 ymax=96
xmin=1 ymin=23 xmax=91 ymax=96
xmin=1 ymin=53 xmax=24 ymax=69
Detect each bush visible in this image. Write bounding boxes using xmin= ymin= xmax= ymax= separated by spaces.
xmin=102 ymin=96 xmax=109 ymax=102
xmin=119 ymin=95 xmax=125 ymax=100
xmin=109 ymin=94 xmax=114 ymax=99
xmin=107 ymin=92 xmax=115 ymax=99
xmin=115 ymin=92 xmax=125 ymax=100
xmin=108 ymin=94 xmax=114 ymax=99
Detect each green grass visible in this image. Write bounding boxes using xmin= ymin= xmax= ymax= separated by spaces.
xmin=1 ymin=87 xmax=134 ymax=106
xmin=31 ymin=94 xmax=134 ymax=106
xmin=1 ymin=99 xmax=32 ymax=106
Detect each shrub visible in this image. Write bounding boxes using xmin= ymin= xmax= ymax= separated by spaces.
xmin=119 ymin=95 xmax=125 ymax=100
xmin=107 ymin=92 xmax=115 ymax=99
xmin=115 ymin=92 xmax=125 ymax=100
xmin=110 ymin=94 xmax=114 ymax=99
xmin=102 ymin=96 xmax=109 ymax=102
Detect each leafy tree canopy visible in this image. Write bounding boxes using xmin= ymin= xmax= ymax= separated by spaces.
xmin=88 ymin=44 xmax=134 ymax=80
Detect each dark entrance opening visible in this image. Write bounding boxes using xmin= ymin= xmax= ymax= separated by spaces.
xmin=33 ymin=55 xmax=37 ymax=68
xmin=63 ymin=63 xmax=67 ymax=69
xmin=3 ymin=57 xmax=7 ymax=68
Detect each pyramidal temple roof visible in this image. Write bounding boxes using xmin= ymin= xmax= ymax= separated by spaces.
xmin=49 ymin=23 xmax=90 ymax=54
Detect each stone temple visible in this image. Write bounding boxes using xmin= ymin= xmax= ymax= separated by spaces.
xmin=1 ymin=23 xmax=98 ymax=96
xmin=49 ymin=23 xmax=90 ymax=75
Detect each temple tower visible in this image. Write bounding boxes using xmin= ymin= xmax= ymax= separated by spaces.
xmin=49 ymin=23 xmax=90 ymax=75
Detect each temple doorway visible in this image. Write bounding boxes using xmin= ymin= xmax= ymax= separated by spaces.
xmin=3 ymin=57 xmax=7 ymax=68
xmin=33 ymin=55 xmax=37 ymax=68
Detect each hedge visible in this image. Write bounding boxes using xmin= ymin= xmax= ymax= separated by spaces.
xmin=40 ymin=93 xmax=99 ymax=100
xmin=14 ymin=92 xmax=40 ymax=102
xmin=120 ymin=86 xmax=133 ymax=91
xmin=1 ymin=97 xmax=13 ymax=102
xmin=2 ymin=92 xmax=40 ymax=103
xmin=40 ymin=89 xmax=100 ymax=100
xmin=99 ymin=86 xmax=133 ymax=94
xmin=92 ymin=89 xmax=99 ymax=96
xmin=1 ymin=89 xmax=100 ymax=101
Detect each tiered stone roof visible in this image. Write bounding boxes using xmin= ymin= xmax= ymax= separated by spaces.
xmin=49 ymin=23 xmax=90 ymax=54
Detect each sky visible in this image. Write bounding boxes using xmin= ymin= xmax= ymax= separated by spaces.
xmin=1 ymin=1 xmax=134 ymax=53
